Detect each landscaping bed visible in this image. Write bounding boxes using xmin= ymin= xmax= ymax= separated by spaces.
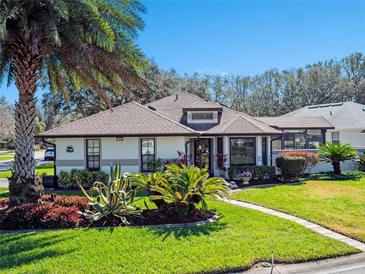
xmin=0 ymin=195 xmax=215 ymax=230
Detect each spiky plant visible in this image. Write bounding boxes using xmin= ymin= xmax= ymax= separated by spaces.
xmin=0 ymin=0 xmax=147 ymax=203
xmin=318 ymin=143 xmax=357 ymax=175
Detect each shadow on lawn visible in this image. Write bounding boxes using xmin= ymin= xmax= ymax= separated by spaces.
xmin=0 ymin=232 xmax=76 ymax=271
xmin=146 ymin=221 xmax=228 ymax=241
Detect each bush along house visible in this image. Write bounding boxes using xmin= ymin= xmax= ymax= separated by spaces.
xmin=38 ymin=92 xmax=334 ymax=178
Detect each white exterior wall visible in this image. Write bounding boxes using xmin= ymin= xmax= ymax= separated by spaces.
xmin=55 ymin=138 xmax=85 ymax=175
xmin=55 ymin=136 xmax=188 ymax=175
xmin=156 ymin=136 xmax=186 ymax=159
xmin=327 ymin=129 xmax=365 ymax=150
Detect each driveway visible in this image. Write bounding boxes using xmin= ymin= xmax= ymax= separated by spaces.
xmin=0 ymin=150 xmax=48 ymax=172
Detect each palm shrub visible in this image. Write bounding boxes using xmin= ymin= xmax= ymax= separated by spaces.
xmin=318 ymin=143 xmax=357 ymax=175
xmin=1 ymin=0 xmax=147 ymax=203
xmin=149 ymin=164 xmax=229 ymax=214
xmin=128 ymin=172 xmax=167 ymax=208
xmin=78 ymin=164 xmax=141 ymax=226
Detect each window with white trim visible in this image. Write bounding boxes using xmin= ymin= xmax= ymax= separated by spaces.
xmin=331 ymin=132 xmax=340 ymax=144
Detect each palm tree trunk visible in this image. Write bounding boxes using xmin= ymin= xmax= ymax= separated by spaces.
xmin=332 ymin=161 xmax=341 ymax=175
xmin=8 ymin=41 xmax=44 ymax=203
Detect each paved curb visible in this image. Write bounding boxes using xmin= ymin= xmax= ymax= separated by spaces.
xmin=223 ymin=198 xmax=365 ymax=252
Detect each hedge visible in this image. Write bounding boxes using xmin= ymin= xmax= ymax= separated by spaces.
xmin=227 ymin=166 xmax=276 ymax=180
xmin=276 ymin=156 xmax=306 ymax=178
xmin=59 ymin=169 xmax=108 ymax=189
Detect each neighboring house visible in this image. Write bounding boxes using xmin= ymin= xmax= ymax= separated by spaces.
xmin=282 ymin=102 xmax=365 ymax=152
xmin=263 ymin=102 xmax=365 ymax=172
xmin=38 ymin=93 xmax=333 ymax=176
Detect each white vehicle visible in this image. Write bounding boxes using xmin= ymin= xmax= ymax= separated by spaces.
xmin=228 ymin=181 xmax=238 ymax=189
xmin=44 ymin=147 xmax=55 ymax=161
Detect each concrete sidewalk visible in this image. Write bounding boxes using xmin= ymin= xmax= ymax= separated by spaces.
xmin=241 ymin=252 xmax=365 ymax=274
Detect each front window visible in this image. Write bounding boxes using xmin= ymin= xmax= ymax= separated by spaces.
xmin=86 ymin=139 xmax=100 ymax=170
xmin=332 ymin=132 xmax=340 ymax=144
xmin=281 ymin=129 xmax=325 ymax=149
xmin=141 ymin=138 xmax=155 ymax=172
xmin=230 ymin=138 xmax=256 ymax=166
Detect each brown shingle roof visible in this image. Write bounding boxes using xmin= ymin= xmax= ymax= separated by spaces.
xmin=148 ymin=92 xmax=282 ymax=135
xmin=257 ymin=116 xmax=334 ymax=129
xmin=39 ymin=101 xmax=198 ymax=138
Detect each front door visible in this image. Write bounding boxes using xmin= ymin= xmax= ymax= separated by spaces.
xmin=194 ymin=139 xmax=212 ymax=171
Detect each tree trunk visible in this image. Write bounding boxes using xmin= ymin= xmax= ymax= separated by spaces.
xmin=8 ymin=41 xmax=44 ymax=204
xmin=332 ymin=161 xmax=341 ymax=175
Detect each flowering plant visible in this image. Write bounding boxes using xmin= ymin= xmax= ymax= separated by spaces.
xmin=241 ymin=171 xmax=252 ymax=178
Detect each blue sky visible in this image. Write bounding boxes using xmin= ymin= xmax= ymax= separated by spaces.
xmin=2 ymin=0 xmax=365 ymax=102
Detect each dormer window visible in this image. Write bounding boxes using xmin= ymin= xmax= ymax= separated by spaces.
xmin=192 ymin=112 xmax=214 ymax=120
xmin=187 ymin=111 xmax=218 ymax=124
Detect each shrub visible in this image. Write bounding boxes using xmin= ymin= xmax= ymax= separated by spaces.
xmin=0 ymin=194 xmax=89 ymax=230
xmin=318 ymin=143 xmax=357 ymax=175
xmin=227 ymin=166 xmax=276 ymax=180
xmin=149 ymin=164 xmax=229 ymax=214
xmin=59 ymin=169 xmax=108 ymax=188
xmin=128 ymin=172 xmax=167 ymax=208
xmin=0 ymin=203 xmax=81 ymax=230
xmin=276 ymin=156 xmax=306 ymax=179
xmin=79 ymin=164 xmax=142 ymax=225
xmin=280 ymin=151 xmax=319 ymax=172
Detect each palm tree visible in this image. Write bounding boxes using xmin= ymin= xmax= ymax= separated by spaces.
xmin=0 ymin=0 xmax=147 ymax=203
xmin=318 ymin=143 xmax=357 ymax=175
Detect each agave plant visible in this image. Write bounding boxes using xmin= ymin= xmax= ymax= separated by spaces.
xmin=127 ymin=172 xmax=167 ymax=208
xmin=149 ymin=164 xmax=230 ymax=213
xmin=78 ymin=164 xmax=141 ymax=226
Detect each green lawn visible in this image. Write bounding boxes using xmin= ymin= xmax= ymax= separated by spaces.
xmin=0 ymin=196 xmax=358 ymax=274
xmin=0 ymin=153 xmax=14 ymax=161
xmin=231 ymin=177 xmax=365 ymax=243
xmin=0 ymin=163 xmax=54 ymax=179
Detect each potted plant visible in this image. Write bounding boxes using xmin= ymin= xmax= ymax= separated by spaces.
xmin=241 ymin=171 xmax=252 ymax=185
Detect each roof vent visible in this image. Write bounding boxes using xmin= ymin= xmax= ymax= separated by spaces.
xmin=175 ymin=94 xmax=178 ymax=101
xmin=330 ymin=110 xmax=332 ymax=116
xmin=148 ymin=106 xmax=156 ymax=111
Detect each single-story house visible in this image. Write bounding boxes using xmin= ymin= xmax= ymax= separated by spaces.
xmin=38 ymin=93 xmax=334 ymax=176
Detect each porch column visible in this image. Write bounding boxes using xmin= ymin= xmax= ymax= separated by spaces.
xmin=256 ymin=136 xmax=262 ymax=166
xmin=267 ymin=136 xmax=271 ymax=166
xmin=223 ymin=136 xmax=230 ymax=178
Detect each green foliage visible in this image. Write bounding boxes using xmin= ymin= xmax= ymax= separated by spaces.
xmin=59 ymin=169 xmax=108 ymax=189
xmin=149 ymin=164 xmax=229 ymax=212
xmin=318 ymin=143 xmax=357 ymax=174
xmin=78 ymin=164 xmax=141 ymax=225
xmin=228 ymin=166 xmax=276 ymax=180
xmin=0 ymin=0 xmax=147 ymax=102
xmin=276 ymin=156 xmax=306 ymax=179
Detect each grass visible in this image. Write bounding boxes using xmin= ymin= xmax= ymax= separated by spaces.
xmin=0 ymin=163 xmax=54 ymax=179
xmin=231 ymin=176 xmax=365 ymax=243
xmin=0 ymin=196 xmax=358 ymax=274
xmin=0 ymin=153 xmax=14 ymax=161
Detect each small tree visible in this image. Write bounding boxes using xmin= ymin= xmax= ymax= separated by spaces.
xmin=318 ymin=143 xmax=357 ymax=175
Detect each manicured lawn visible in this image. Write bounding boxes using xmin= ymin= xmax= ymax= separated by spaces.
xmin=0 ymin=153 xmax=14 ymax=161
xmin=0 ymin=196 xmax=358 ymax=274
xmin=231 ymin=177 xmax=365 ymax=243
xmin=0 ymin=163 xmax=54 ymax=179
